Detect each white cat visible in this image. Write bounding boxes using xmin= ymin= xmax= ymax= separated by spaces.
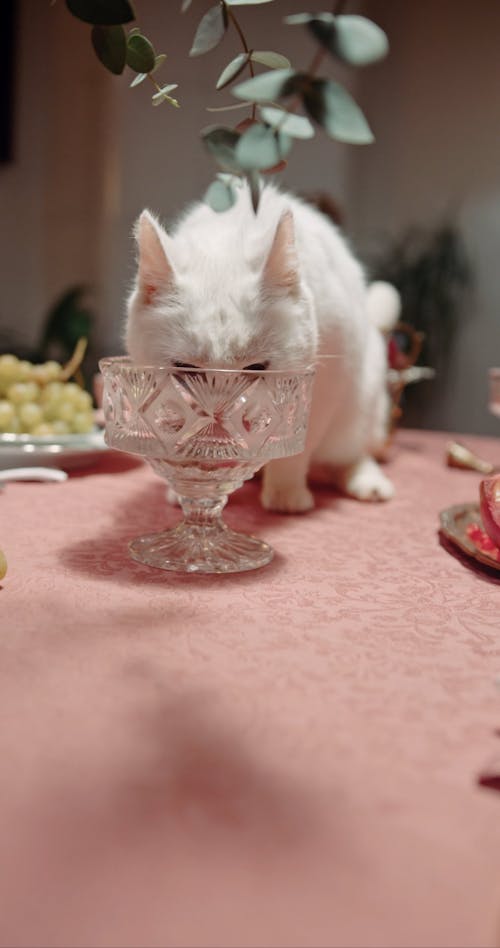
xmin=125 ymin=182 xmax=400 ymax=513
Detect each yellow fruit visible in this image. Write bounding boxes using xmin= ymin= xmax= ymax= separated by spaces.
xmin=0 ymin=348 xmax=93 ymax=435
xmin=0 ymin=355 xmax=20 ymax=395
xmin=72 ymin=411 xmax=93 ymax=434
xmin=0 ymin=399 xmax=16 ymax=432
xmin=52 ymin=420 xmax=70 ymax=435
xmin=0 ymin=549 xmax=7 ymax=581
xmin=7 ymin=382 xmax=39 ymax=405
xmin=32 ymin=422 xmax=55 ymax=436
xmin=17 ymin=360 xmax=33 ymax=382
xmin=18 ymin=402 xmax=44 ymax=432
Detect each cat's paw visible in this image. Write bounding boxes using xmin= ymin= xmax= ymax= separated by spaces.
xmin=261 ymin=483 xmax=315 ymax=514
xmin=343 ymin=457 xmax=395 ymax=502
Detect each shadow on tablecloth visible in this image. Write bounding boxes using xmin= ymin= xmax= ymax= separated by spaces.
xmin=58 ymin=475 xmax=341 ymax=590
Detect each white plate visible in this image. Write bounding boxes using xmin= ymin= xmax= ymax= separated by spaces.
xmin=0 ymin=430 xmax=108 ymax=470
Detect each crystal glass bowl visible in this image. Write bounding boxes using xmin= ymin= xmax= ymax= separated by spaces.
xmin=99 ymin=357 xmax=314 ymax=574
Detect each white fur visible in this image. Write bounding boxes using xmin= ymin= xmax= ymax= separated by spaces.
xmin=126 ymin=182 xmax=399 ymax=512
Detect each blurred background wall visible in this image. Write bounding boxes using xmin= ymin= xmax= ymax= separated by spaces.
xmin=0 ymin=0 xmax=499 ymax=433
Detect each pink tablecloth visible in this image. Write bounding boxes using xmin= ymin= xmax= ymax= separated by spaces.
xmin=1 ymin=428 xmax=500 ymax=948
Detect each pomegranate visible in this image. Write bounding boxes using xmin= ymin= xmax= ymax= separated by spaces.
xmin=479 ymin=474 xmax=500 ymax=547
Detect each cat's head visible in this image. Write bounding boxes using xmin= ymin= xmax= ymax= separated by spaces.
xmin=125 ymin=207 xmax=317 ymax=371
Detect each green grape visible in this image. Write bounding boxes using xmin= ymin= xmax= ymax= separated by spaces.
xmin=31 ymin=365 xmax=51 ymax=385
xmin=7 ymin=382 xmax=39 ymax=405
xmin=18 ymin=402 xmax=44 ymax=432
xmin=0 ymin=353 xmax=94 ymax=435
xmin=0 ymin=355 xmax=21 ymax=395
xmin=54 ymin=402 xmax=74 ymax=423
xmin=32 ymin=422 xmax=55 ymax=436
xmin=75 ymin=389 xmax=93 ymax=411
xmin=40 ymin=381 xmax=65 ymax=403
xmin=17 ymin=360 xmax=33 ymax=383
xmin=44 ymin=361 xmax=62 ymax=382
xmin=61 ymin=382 xmax=81 ymax=403
xmin=4 ymin=414 xmax=20 ymax=433
xmin=32 ymin=361 xmax=62 ymax=385
xmin=0 ymin=399 xmax=16 ymax=431
xmin=40 ymin=383 xmax=65 ymax=420
xmin=52 ymin=419 xmax=70 ymax=435
xmin=72 ymin=411 xmax=94 ymax=434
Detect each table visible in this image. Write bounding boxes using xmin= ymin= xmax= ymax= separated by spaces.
xmin=1 ymin=428 xmax=500 ymax=948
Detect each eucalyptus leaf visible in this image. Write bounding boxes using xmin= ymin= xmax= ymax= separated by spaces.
xmin=250 ymin=50 xmax=291 ymax=69
xmin=333 ymin=15 xmax=389 ymax=66
xmin=190 ymin=4 xmax=227 ymax=57
xmin=306 ymin=17 xmax=337 ymax=54
xmin=260 ymin=106 xmax=314 ymax=139
xmin=284 ymin=12 xmax=334 ymax=26
xmin=232 ymin=68 xmax=298 ymax=103
xmin=201 ymin=125 xmax=243 ymax=174
xmin=216 ymin=172 xmax=238 ymax=184
xmin=155 ymin=84 xmax=178 ymax=93
xmin=287 ymin=12 xmax=388 ymax=67
xmin=130 ymin=71 xmax=147 ymax=87
xmin=204 ymin=179 xmax=236 ymax=212
xmin=235 ymin=122 xmax=291 ymax=171
xmin=126 ymin=33 xmax=156 ymax=73
xmin=216 ymin=53 xmax=249 ymax=91
xmin=226 ymin=0 xmax=274 ymax=5
xmin=153 ymin=53 xmax=167 ymax=71
xmin=152 ymin=84 xmax=179 ymax=106
xmin=152 ymin=96 xmax=179 ymax=107
xmin=66 ymin=0 xmax=134 ymax=25
xmin=303 ymin=78 xmax=374 ymax=144
xmin=91 ymin=25 xmax=126 ymax=75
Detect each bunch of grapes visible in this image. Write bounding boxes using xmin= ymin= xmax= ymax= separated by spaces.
xmin=0 ymin=354 xmax=94 ymax=436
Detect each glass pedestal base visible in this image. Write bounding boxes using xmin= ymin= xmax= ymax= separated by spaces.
xmin=129 ymin=520 xmax=273 ymax=574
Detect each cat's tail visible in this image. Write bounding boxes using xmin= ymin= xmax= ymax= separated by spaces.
xmin=366 ymin=280 xmax=401 ymax=332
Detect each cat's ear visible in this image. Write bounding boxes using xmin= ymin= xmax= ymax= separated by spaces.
xmin=134 ymin=210 xmax=176 ymax=304
xmin=261 ymin=210 xmax=300 ymax=297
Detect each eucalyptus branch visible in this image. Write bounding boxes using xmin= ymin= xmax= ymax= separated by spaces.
xmin=64 ymin=0 xmax=177 ymax=106
xmin=62 ymin=0 xmax=390 ymax=213
xmin=224 ymin=4 xmax=253 ymax=69
xmin=222 ymin=2 xmax=257 ymax=119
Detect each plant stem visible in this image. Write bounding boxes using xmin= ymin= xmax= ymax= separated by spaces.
xmin=147 ymin=73 xmax=162 ymax=94
xmin=222 ymin=1 xmax=256 ymax=119
xmin=307 ymin=44 xmax=327 ymax=78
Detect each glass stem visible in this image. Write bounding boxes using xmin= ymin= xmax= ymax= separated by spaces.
xmin=180 ymin=496 xmax=228 ymax=528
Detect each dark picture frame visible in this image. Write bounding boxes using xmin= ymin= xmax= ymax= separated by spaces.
xmin=0 ymin=0 xmax=17 ymax=164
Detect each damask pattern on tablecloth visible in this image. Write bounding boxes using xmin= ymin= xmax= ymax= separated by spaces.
xmin=0 ymin=429 xmax=500 ymax=948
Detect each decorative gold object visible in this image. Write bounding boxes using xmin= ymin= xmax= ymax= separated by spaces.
xmin=386 ymin=322 xmax=435 ymax=437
